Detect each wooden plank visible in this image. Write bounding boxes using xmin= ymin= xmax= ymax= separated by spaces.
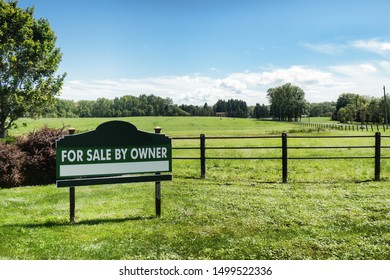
xmin=57 ymin=174 xmax=172 ymax=188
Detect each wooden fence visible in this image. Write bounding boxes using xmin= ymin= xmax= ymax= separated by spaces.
xmin=302 ymin=122 xmax=389 ymax=132
xmin=172 ymin=133 xmax=390 ymax=182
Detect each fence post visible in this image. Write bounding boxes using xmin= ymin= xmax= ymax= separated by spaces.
xmin=375 ymin=132 xmax=381 ymax=181
xmin=68 ymin=128 xmax=76 ymax=223
xmin=282 ymin=133 xmax=288 ymax=183
xmin=154 ymin=126 xmax=162 ymax=217
xmin=200 ymin=134 xmax=206 ymax=178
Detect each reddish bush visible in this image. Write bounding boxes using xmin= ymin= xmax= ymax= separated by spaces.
xmin=17 ymin=126 xmax=68 ymax=186
xmin=0 ymin=126 xmax=67 ymax=187
xmin=0 ymin=141 xmax=26 ymax=188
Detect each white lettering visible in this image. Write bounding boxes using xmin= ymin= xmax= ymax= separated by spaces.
xmin=130 ymin=148 xmax=138 ymax=159
xmin=148 ymin=147 xmax=155 ymax=159
xmin=121 ymin=148 xmax=127 ymax=160
xmin=67 ymin=150 xmax=77 ymax=162
xmin=162 ymin=147 xmax=167 ymax=158
xmin=156 ymin=147 xmax=161 ymax=158
xmin=89 ymin=149 xmax=111 ymax=161
xmin=138 ymin=148 xmax=148 ymax=159
xmin=77 ymin=150 xmax=83 ymax=162
xmin=85 ymin=149 xmax=113 ymax=162
xmin=61 ymin=150 xmax=83 ymax=162
xmin=86 ymin=149 xmax=93 ymax=161
xmin=115 ymin=149 xmax=121 ymax=160
xmin=61 ymin=150 xmax=68 ymax=162
xmin=92 ymin=149 xmax=99 ymax=161
xmin=70 ymin=147 xmax=167 ymax=163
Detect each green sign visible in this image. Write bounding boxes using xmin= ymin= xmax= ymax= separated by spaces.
xmin=56 ymin=121 xmax=172 ymax=180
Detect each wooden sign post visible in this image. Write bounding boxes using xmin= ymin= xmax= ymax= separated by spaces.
xmin=56 ymin=121 xmax=172 ymax=222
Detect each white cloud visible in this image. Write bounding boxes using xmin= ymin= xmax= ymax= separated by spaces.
xmin=301 ymin=43 xmax=345 ymax=55
xmin=217 ymin=77 xmax=248 ymax=94
xmin=351 ymin=38 xmax=390 ymax=56
xmin=61 ymin=63 xmax=390 ymax=106
xmin=359 ymin=64 xmax=378 ymax=73
xmin=379 ymin=61 xmax=390 ymax=71
xmin=329 ymin=62 xmax=390 ymax=96
xmin=60 ymin=37 xmax=390 ymax=105
xmin=302 ymin=38 xmax=390 ymax=57
xmin=330 ymin=63 xmax=378 ymax=76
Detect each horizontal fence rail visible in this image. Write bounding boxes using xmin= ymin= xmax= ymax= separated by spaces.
xmin=172 ymin=132 xmax=389 ymax=182
xmin=302 ymin=122 xmax=389 ymax=132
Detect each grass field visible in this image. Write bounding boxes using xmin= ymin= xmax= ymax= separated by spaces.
xmin=1 ymin=117 xmax=390 ymax=260
xmin=11 ymin=116 xmax=308 ymax=136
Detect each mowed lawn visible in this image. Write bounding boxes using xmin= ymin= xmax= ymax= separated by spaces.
xmin=1 ymin=117 xmax=390 ymax=259
xmin=10 ymin=116 xmax=305 ymax=136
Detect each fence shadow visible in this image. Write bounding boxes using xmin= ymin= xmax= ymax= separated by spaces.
xmin=4 ymin=215 xmax=156 ymax=228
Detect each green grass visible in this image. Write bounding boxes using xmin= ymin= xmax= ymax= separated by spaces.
xmin=1 ymin=179 xmax=389 ymax=260
xmin=11 ymin=116 xmax=307 ymax=136
xmin=301 ymin=116 xmax=337 ymax=123
xmin=1 ymin=117 xmax=390 ymax=260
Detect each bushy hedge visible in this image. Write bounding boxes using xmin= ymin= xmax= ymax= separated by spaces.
xmin=0 ymin=141 xmax=26 ymax=188
xmin=0 ymin=126 xmax=67 ymax=188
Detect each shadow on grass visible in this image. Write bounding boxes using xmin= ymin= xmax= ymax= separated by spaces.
xmin=283 ymin=178 xmax=388 ymax=185
xmin=4 ymin=215 xmax=156 ymax=228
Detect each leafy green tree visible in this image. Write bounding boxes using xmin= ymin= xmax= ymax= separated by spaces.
xmin=92 ymin=98 xmax=113 ymax=117
xmin=337 ymin=107 xmax=348 ymax=123
xmin=333 ymin=93 xmax=382 ymax=123
xmin=0 ymin=1 xmax=66 ymax=137
xmin=226 ymin=99 xmax=248 ymax=118
xmin=42 ymin=99 xmax=77 ymax=118
xmin=367 ymin=98 xmax=382 ymax=124
xmin=214 ymin=100 xmax=228 ymax=114
xmin=335 ymin=93 xmax=359 ymax=112
xmin=253 ymin=103 xmax=269 ymax=118
xmin=337 ymin=105 xmax=355 ymax=123
xmin=201 ymin=103 xmax=213 ymax=116
xmin=333 ymin=93 xmax=358 ymax=121
xmin=211 ymin=99 xmax=248 ymax=118
xmin=308 ymin=102 xmax=336 ymax=117
xmin=76 ymin=100 xmax=94 ymax=117
xmin=380 ymin=95 xmax=390 ymax=125
xmin=115 ymin=95 xmax=140 ymax=116
xmin=179 ymin=104 xmax=207 ymax=116
xmin=267 ymin=83 xmax=307 ymax=121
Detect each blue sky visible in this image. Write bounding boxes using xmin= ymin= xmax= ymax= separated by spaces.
xmin=17 ymin=0 xmax=390 ymax=105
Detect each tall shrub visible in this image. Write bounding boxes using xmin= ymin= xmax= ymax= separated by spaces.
xmin=0 ymin=141 xmax=26 ymax=188
xmin=17 ymin=126 xmax=67 ymax=186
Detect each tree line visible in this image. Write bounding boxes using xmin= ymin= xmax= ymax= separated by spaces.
xmin=265 ymin=83 xmax=390 ymax=125
xmin=40 ymin=85 xmax=390 ymax=126
xmin=179 ymin=100 xmax=269 ymax=118
xmin=42 ymin=95 xmax=273 ymax=119
xmin=41 ymin=95 xmax=256 ymax=118
xmin=333 ymin=93 xmax=390 ymax=124
xmin=42 ymin=95 xmax=188 ymax=117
